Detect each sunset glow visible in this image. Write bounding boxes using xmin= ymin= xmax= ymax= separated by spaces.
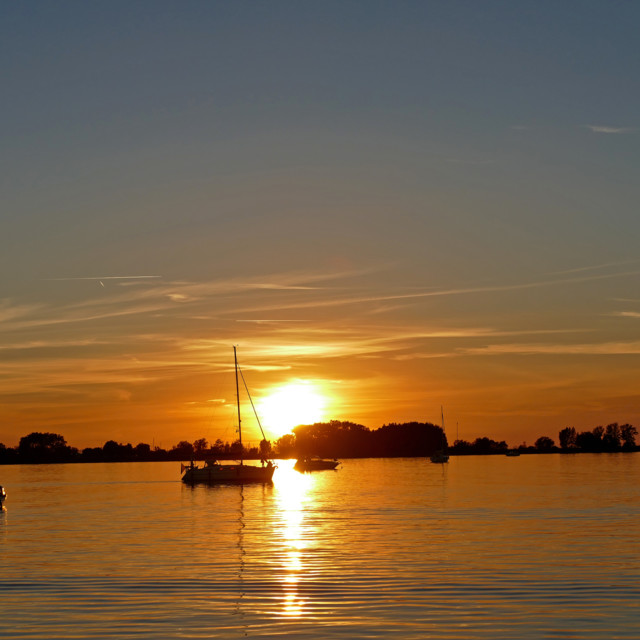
xmin=3 ymin=5 xmax=639 ymax=640
xmin=2 ymin=3 xmax=639 ymax=451
xmin=259 ymin=382 xmax=328 ymax=438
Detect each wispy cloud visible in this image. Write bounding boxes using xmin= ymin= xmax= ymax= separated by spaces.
xmin=584 ymin=125 xmax=636 ymax=134
xmin=549 ymin=259 xmax=640 ymax=276
xmin=230 ymin=268 xmax=640 ymax=315
xmin=1 ymin=269 xmax=372 ymax=332
xmin=0 ymin=300 xmax=44 ymax=323
xmin=459 ymin=340 xmax=640 ymax=356
xmin=0 ymin=338 xmax=108 ymax=351
xmin=240 ymin=283 xmax=323 ymax=291
xmin=4 ymin=266 xmax=638 ymax=343
xmin=236 ymin=319 xmax=311 ymax=324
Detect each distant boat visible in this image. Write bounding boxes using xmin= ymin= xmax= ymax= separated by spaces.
xmin=506 ymin=450 xmax=521 ymax=457
xmin=430 ymin=450 xmax=450 ymax=464
xmin=0 ymin=485 xmax=6 ymax=505
xmin=182 ymin=347 xmax=276 ymax=484
xmin=430 ymin=406 xmax=450 ymax=463
xmin=294 ymin=457 xmax=340 ymax=472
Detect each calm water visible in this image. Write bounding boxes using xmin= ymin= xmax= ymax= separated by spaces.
xmin=1 ymin=454 xmax=638 ymax=639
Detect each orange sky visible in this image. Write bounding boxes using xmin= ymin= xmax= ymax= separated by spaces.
xmin=2 ymin=266 xmax=640 ymax=449
xmin=2 ymin=3 xmax=640 ymax=450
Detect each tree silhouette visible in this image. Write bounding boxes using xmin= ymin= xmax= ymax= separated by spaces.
xmin=602 ymin=424 xmax=621 ymax=451
xmin=172 ymin=440 xmax=194 ymax=458
xmin=534 ymin=436 xmax=555 ymax=452
xmin=274 ymin=433 xmax=296 ymax=457
xmin=292 ymin=420 xmax=446 ymax=457
xmin=576 ymin=429 xmax=602 ymax=452
xmin=2 ymin=419 xmax=638 ymax=466
xmin=558 ymin=427 xmax=577 ymax=450
xmin=102 ymin=440 xmax=134 ymax=461
xmin=620 ymin=424 xmax=638 ymax=449
xmin=18 ymin=432 xmax=77 ymax=463
xmin=193 ymin=438 xmax=208 ymax=454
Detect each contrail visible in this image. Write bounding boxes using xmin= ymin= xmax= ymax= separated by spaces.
xmin=46 ymin=276 xmax=162 ymax=281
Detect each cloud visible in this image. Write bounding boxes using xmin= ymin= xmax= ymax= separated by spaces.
xmin=459 ymin=340 xmax=640 ymax=356
xmin=584 ymin=125 xmax=636 ymax=134
xmin=549 ymin=259 xmax=640 ymax=276
xmin=230 ymin=268 xmax=640 ymax=315
xmin=3 ymin=267 xmax=638 ymax=359
xmin=0 ymin=338 xmax=107 ymax=352
xmin=236 ymin=319 xmax=310 ymax=324
xmin=241 ymin=284 xmax=323 ymax=291
xmin=0 ymin=300 xmax=44 ymax=323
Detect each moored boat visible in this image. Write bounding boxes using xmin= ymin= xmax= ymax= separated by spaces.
xmin=294 ymin=457 xmax=339 ymax=472
xmin=429 ymin=406 xmax=450 ymax=463
xmin=506 ymin=449 xmax=521 ymax=457
xmin=182 ymin=347 xmax=276 ymax=484
xmin=429 ymin=450 xmax=450 ymax=463
xmin=182 ymin=459 xmax=275 ymax=483
xmin=0 ymin=485 xmax=6 ymax=505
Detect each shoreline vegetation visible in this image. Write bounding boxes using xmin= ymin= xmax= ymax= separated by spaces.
xmin=1 ymin=421 xmax=637 ymax=466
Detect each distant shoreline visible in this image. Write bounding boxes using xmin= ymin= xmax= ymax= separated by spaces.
xmin=1 ymin=448 xmax=638 ymax=466
xmin=2 ymin=422 xmax=637 ymax=465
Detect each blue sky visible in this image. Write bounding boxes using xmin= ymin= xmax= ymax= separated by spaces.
xmin=1 ymin=1 xmax=639 ymax=448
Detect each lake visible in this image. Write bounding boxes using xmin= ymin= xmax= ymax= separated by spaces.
xmin=1 ymin=454 xmax=638 ymax=639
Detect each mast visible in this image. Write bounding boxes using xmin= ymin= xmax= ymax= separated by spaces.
xmin=234 ymin=346 xmax=243 ymax=465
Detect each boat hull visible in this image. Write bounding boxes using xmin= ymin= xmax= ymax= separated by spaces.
xmin=182 ymin=463 xmax=275 ymax=484
xmin=294 ymin=458 xmax=339 ymax=471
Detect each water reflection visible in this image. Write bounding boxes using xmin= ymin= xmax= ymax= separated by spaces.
xmin=273 ymin=461 xmax=314 ymax=619
xmin=234 ymin=486 xmax=248 ymax=631
xmin=3 ymin=457 xmax=638 ymax=639
xmin=0 ymin=507 xmax=6 ymax=546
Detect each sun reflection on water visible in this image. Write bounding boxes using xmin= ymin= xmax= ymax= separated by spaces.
xmin=273 ymin=461 xmax=315 ymax=618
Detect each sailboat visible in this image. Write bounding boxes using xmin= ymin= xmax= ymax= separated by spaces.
xmin=181 ymin=346 xmax=276 ymax=484
xmin=430 ymin=406 xmax=450 ymax=463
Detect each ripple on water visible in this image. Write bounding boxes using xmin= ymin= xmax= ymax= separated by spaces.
xmin=0 ymin=456 xmax=639 ymax=639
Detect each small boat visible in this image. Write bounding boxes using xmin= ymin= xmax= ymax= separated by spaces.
xmin=294 ymin=457 xmax=339 ymax=472
xmin=430 ymin=450 xmax=450 ymax=463
xmin=430 ymin=406 xmax=450 ymax=463
xmin=506 ymin=450 xmax=521 ymax=457
xmin=0 ymin=485 xmax=6 ymax=505
xmin=182 ymin=347 xmax=276 ymax=484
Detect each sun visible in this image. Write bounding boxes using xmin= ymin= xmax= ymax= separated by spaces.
xmin=259 ymin=381 xmax=327 ymax=438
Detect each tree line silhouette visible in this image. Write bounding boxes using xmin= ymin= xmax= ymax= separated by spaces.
xmin=0 ymin=420 xmax=637 ymax=465
xmin=450 ymin=423 xmax=638 ymax=454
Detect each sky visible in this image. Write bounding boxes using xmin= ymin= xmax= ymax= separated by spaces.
xmin=2 ymin=1 xmax=640 ymax=449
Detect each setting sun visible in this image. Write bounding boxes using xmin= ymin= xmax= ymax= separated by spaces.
xmin=259 ymin=381 xmax=327 ymax=438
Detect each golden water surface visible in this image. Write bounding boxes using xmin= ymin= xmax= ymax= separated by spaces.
xmin=1 ymin=454 xmax=639 ymax=638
